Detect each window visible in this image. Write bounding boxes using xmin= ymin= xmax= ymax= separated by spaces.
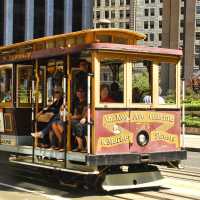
xmin=151 ymin=0 xmax=155 ymax=3
xmin=197 ymin=6 xmax=200 ymax=14
xmin=159 ymin=20 xmax=162 ymax=28
xmin=17 ymin=65 xmax=33 ymax=106
xmin=0 ymin=65 xmax=12 ymax=105
xmin=150 ymin=8 xmax=155 ymax=16
xmin=159 ymin=8 xmax=163 ymax=16
xmin=111 ymin=10 xmax=115 ymax=18
xmin=100 ymin=60 xmax=124 ymax=103
xmin=126 ymin=0 xmax=130 ymax=5
xmin=180 ymin=32 xmax=183 ymax=40
xmin=120 ymin=0 xmax=124 ymax=6
xmin=96 ymin=23 xmax=100 ymax=28
xmin=150 ymin=33 xmax=154 ymax=41
xmin=180 ymin=19 xmax=184 ymax=27
xmin=126 ymin=22 xmax=130 ymax=29
xmin=96 ymin=11 xmax=100 ymax=19
xmin=197 ymin=19 xmax=200 ymax=27
xmin=105 ymin=10 xmax=109 ymax=19
xmin=196 ymin=45 xmax=200 ymax=53
xmin=150 ymin=21 xmax=154 ymax=29
xmin=160 ymin=0 xmax=163 ymax=3
xmin=145 ymin=0 xmax=149 ymax=3
xmin=144 ymin=21 xmax=148 ymax=29
xmin=196 ymin=32 xmax=200 ymax=40
xmin=126 ymin=10 xmax=130 ymax=18
xmin=181 ymin=7 xmax=184 ymax=15
xmin=119 ymin=22 xmax=124 ymax=28
xmin=105 ymin=0 xmax=110 ymax=6
xmin=144 ymin=9 xmax=149 ymax=16
xmin=111 ymin=0 xmax=115 ymax=6
xmin=159 ymin=33 xmax=162 ymax=41
xmin=97 ymin=0 xmax=101 ymax=7
xmin=195 ymin=54 xmax=200 ymax=66
xmin=144 ymin=34 xmax=148 ymax=41
xmin=132 ymin=61 xmax=152 ymax=104
xmin=120 ymin=10 xmax=124 ymax=18
xmin=111 ymin=23 xmax=115 ymax=28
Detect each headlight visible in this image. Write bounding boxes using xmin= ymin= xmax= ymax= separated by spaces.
xmin=137 ymin=130 xmax=149 ymax=146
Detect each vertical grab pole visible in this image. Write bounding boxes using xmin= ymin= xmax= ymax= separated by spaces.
xmin=182 ymin=80 xmax=185 ymax=149
xmin=31 ymin=64 xmax=35 ymax=163
xmin=87 ymin=74 xmax=91 ymax=154
xmin=63 ymin=55 xmax=68 ymax=168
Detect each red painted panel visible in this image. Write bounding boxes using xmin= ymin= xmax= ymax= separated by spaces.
xmin=94 ymin=110 xmax=181 ymax=155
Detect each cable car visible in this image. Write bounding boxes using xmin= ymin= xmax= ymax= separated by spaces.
xmin=0 ymin=29 xmax=186 ymax=191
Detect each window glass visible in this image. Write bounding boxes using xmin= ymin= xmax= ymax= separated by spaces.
xmin=17 ymin=65 xmax=32 ymax=106
xmin=100 ymin=60 xmax=124 ymax=103
xmin=132 ymin=61 xmax=152 ymax=104
xmin=0 ymin=66 xmax=12 ymax=104
xmin=159 ymin=63 xmax=176 ymax=105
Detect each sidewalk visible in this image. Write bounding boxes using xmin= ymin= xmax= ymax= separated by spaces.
xmin=181 ymin=134 xmax=200 ymax=151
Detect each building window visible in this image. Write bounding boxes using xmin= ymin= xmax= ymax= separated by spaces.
xmin=144 ymin=9 xmax=149 ymax=16
xmin=144 ymin=34 xmax=148 ymax=41
xmin=151 ymin=0 xmax=155 ymax=3
xmin=159 ymin=8 xmax=163 ymax=16
xmin=126 ymin=0 xmax=130 ymax=5
xmin=159 ymin=33 xmax=162 ymax=41
xmin=111 ymin=10 xmax=115 ymax=18
xmin=126 ymin=10 xmax=130 ymax=18
xmin=181 ymin=7 xmax=184 ymax=15
xmin=150 ymin=33 xmax=154 ymax=41
xmin=120 ymin=10 xmax=124 ymax=18
xmin=105 ymin=0 xmax=110 ymax=6
xmin=197 ymin=6 xmax=200 ymax=14
xmin=120 ymin=0 xmax=124 ymax=6
xmin=150 ymin=8 xmax=155 ymax=16
xmin=150 ymin=21 xmax=154 ymax=29
xmin=160 ymin=0 xmax=163 ymax=3
xmin=197 ymin=19 xmax=200 ymax=27
xmin=96 ymin=11 xmax=100 ymax=19
xmin=111 ymin=0 xmax=115 ymax=6
xmin=96 ymin=23 xmax=100 ymax=28
xmin=105 ymin=10 xmax=109 ymax=19
xmin=126 ymin=22 xmax=130 ymax=29
xmin=196 ymin=45 xmax=200 ymax=53
xmin=180 ymin=32 xmax=183 ymax=40
xmin=145 ymin=0 xmax=149 ymax=4
xmin=159 ymin=20 xmax=162 ymax=28
xmin=196 ymin=32 xmax=200 ymax=40
xmin=97 ymin=0 xmax=101 ymax=7
xmin=195 ymin=55 xmax=200 ymax=66
xmin=111 ymin=23 xmax=115 ymax=28
xmin=144 ymin=21 xmax=148 ymax=29
xmin=119 ymin=22 xmax=124 ymax=28
xmin=180 ymin=19 xmax=184 ymax=27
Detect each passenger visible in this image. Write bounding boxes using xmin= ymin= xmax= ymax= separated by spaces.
xmin=31 ymin=87 xmax=64 ymax=148
xmin=100 ymin=84 xmax=114 ymax=103
xmin=110 ymin=82 xmax=123 ymax=102
xmin=71 ymin=88 xmax=87 ymax=152
xmin=74 ymin=59 xmax=90 ymax=93
xmin=143 ymin=93 xmax=165 ymax=104
xmin=132 ymin=87 xmax=143 ymax=103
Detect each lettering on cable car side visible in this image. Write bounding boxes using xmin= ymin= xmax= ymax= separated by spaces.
xmin=0 ymin=52 xmax=32 ymax=63
xmin=96 ymin=111 xmax=180 ymax=152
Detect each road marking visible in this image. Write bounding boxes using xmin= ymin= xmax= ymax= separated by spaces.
xmin=0 ymin=182 xmax=71 ymax=200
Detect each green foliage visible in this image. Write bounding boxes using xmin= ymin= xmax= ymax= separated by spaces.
xmin=132 ymin=72 xmax=149 ymax=94
xmin=185 ymin=115 xmax=200 ymax=127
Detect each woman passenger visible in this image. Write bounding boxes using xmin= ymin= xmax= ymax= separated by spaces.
xmin=100 ymin=84 xmax=114 ymax=103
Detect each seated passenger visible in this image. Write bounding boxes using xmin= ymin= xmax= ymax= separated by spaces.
xmin=110 ymin=82 xmax=123 ymax=102
xmin=31 ymin=87 xmax=64 ymax=149
xmin=71 ymin=88 xmax=87 ymax=152
xmin=100 ymin=84 xmax=114 ymax=103
xmin=132 ymin=87 xmax=143 ymax=103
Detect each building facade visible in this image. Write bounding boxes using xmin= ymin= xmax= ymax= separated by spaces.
xmin=0 ymin=0 xmax=93 ymax=46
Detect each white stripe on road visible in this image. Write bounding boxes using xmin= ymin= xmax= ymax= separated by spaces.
xmin=0 ymin=182 xmax=71 ymax=200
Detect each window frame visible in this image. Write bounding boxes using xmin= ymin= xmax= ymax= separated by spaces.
xmin=0 ymin=64 xmax=13 ymax=108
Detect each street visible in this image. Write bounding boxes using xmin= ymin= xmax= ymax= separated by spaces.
xmin=0 ymin=150 xmax=200 ymax=200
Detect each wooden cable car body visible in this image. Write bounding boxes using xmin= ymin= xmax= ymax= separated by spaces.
xmin=0 ymin=29 xmax=186 ymax=190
